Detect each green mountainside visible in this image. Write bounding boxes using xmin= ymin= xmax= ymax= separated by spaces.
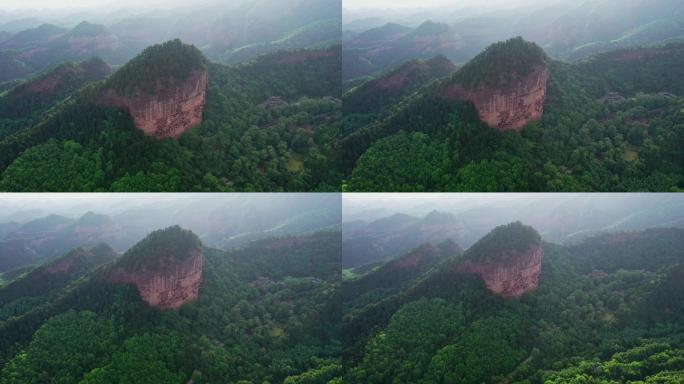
xmin=116 ymin=226 xmax=201 ymax=272
xmin=0 ymin=230 xmax=342 ymax=383
xmin=342 ymin=227 xmax=684 ymax=383
xmin=0 ymin=41 xmax=341 ymax=192
xmin=464 ymin=222 xmax=540 ymax=263
xmin=342 ymin=38 xmax=684 ymax=192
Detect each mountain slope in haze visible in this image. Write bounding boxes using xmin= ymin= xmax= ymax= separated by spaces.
xmin=343 ymin=0 xmax=684 ymax=81
xmin=0 ymin=212 xmax=126 ymax=272
xmin=342 ymin=210 xmax=463 ymax=269
xmin=0 ymin=230 xmax=342 ymax=383
xmin=342 ymin=225 xmax=684 ymax=383
xmin=0 ymin=22 xmax=129 ymax=83
xmin=0 ymin=57 xmax=111 ymax=140
xmin=0 ymin=0 xmax=342 ymax=83
xmin=342 ymin=37 xmax=684 ymax=192
xmin=0 ymin=41 xmax=342 ymax=192
xmin=0 ymin=243 xmax=117 ymax=320
xmin=343 ymin=55 xmax=455 ymax=130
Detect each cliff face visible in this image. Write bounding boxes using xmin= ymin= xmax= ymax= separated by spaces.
xmin=462 ymin=244 xmax=543 ymax=297
xmin=111 ymin=250 xmax=203 ymax=310
xmin=101 ymin=69 xmax=208 ymax=139
xmin=445 ymin=66 xmax=549 ymax=131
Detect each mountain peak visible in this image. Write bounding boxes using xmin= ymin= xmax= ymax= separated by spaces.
xmin=71 ymin=21 xmax=109 ymax=37
xmin=111 ymin=226 xmax=204 ymax=310
xmin=460 ymin=222 xmax=543 ymax=298
xmin=423 ymin=210 xmax=456 ymax=224
xmin=442 ymin=37 xmax=550 ymax=131
xmin=413 ymin=20 xmax=450 ymax=36
xmin=99 ymin=39 xmax=209 ymax=139
xmin=452 ymin=37 xmax=547 ymax=90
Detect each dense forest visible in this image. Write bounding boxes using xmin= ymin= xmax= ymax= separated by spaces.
xmin=0 ymin=41 xmax=341 ymax=192
xmin=0 ymin=228 xmax=342 ymax=383
xmin=342 ymin=39 xmax=684 ymax=192
xmin=342 ymin=226 xmax=684 ymax=383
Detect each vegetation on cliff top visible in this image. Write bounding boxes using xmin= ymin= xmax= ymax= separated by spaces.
xmin=105 ymin=39 xmax=207 ymax=95
xmin=117 ymin=226 xmax=201 ymax=271
xmin=450 ymin=37 xmax=547 ymax=90
xmin=464 ymin=221 xmax=541 ymax=263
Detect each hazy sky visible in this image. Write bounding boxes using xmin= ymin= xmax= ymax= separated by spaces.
xmin=0 ymin=0 xmax=228 ymax=10
xmin=344 ymin=0 xmax=452 ymax=9
xmin=343 ymin=0 xmax=562 ymax=11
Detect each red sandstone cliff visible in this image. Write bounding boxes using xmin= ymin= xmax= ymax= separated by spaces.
xmin=101 ymin=69 xmax=208 ymax=139
xmin=111 ymin=250 xmax=204 ymax=310
xmin=445 ymin=66 xmax=549 ymax=132
xmin=461 ymin=243 xmax=543 ymax=297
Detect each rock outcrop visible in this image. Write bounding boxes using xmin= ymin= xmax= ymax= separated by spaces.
xmin=457 ymin=221 xmax=543 ymax=297
xmin=445 ymin=66 xmax=549 ymax=131
xmin=101 ymin=69 xmax=208 ymax=139
xmin=111 ymin=250 xmax=203 ymax=310
xmin=461 ymin=243 xmax=543 ymax=297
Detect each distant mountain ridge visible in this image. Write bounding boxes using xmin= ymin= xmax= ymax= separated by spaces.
xmin=0 ymin=0 xmax=341 ymax=83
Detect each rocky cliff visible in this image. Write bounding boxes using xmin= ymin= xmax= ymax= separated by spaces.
xmin=445 ymin=66 xmax=549 ymax=131
xmin=111 ymin=249 xmax=203 ymax=310
xmin=440 ymin=37 xmax=549 ymax=132
xmin=458 ymin=221 xmax=543 ymax=297
xmin=461 ymin=243 xmax=543 ymax=297
xmin=109 ymin=226 xmax=204 ymax=310
xmin=101 ymin=69 xmax=208 ymax=139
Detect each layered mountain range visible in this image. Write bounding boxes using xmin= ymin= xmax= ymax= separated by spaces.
xmin=343 ymin=0 xmax=684 ymax=81
xmin=342 ymin=36 xmax=684 ymax=192
xmin=342 ymin=222 xmax=684 ymax=382
xmin=0 ymin=194 xmax=340 ymax=276
xmin=0 ymin=36 xmax=341 ymax=191
xmin=0 ymin=222 xmax=342 ymax=382
xmin=0 ymin=0 xmax=341 ymax=83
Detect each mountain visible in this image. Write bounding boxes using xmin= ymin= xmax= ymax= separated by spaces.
xmin=0 ymin=57 xmax=111 ymax=139
xmin=207 ymin=0 xmax=341 ymax=63
xmin=343 ymin=240 xmax=461 ymax=304
xmin=342 ymin=38 xmax=684 ymax=192
xmin=441 ymin=37 xmax=549 ymax=131
xmin=342 ymin=210 xmax=462 ymax=268
xmin=548 ymin=0 xmax=684 ymax=60
xmin=342 ymin=225 xmax=684 ymax=382
xmin=110 ymin=226 xmax=203 ymax=310
xmin=344 ymin=0 xmax=684 ymax=81
xmin=0 ymin=0 xmax=341 ymax=83
xmin=0 ymin=22 xmax=129 ymax=83
xmin=0 ymin=42 xmax=341 ymax=192
xmin=458 ymin=222 xmax=543 ymax=297
xmin=0 ymin=244 xmax=117 ymax=319
xmin=0 ymin=212 xmax=126 ymax=272
xmin=343 ymin=55 xmax=455 ymax=119
xmin=99 ymin=39 xmax=208 ymax=139
xmin=343 ymin=21 xmax=462 ymax=81
xmin=0 ymin=229 xmax=342 ymax=383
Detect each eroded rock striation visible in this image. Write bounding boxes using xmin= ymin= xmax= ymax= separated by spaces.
xmin=458 ymin=221 xmax=543 ymax=297
xmin=445 ymin=66 xmax=549 ymax=132
xmin=461 ymin=243 xmax=543 ymax=297
xmin=109 ymin=226 xmax=204 ymax=310
xmin=111 ymin=250 xmax=203 ymax=310
xmin=101 ymin=69 xmax=208 ymax=139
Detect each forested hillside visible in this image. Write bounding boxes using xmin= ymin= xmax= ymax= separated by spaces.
xmin=0 ymin=41 xmax=342 ymax=192
xmin=342 ymin=39 xmax=684 ymax=192
xmin=0 ymin=230 xmax=342 ymax=383
xmin=342 ymin=226 xmax=684 ymax=383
